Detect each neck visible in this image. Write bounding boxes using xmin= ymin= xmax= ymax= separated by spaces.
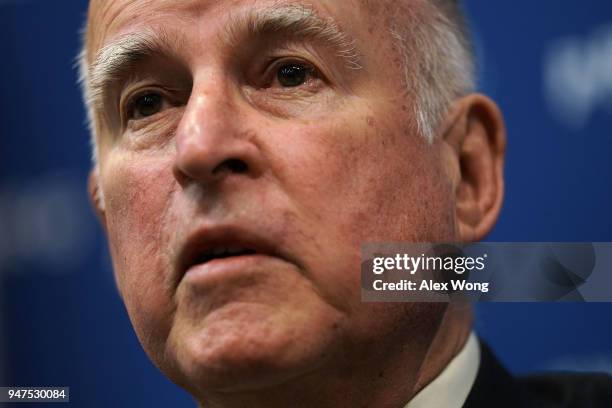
xmin=413 ymin=303 xmax=473 ymax=394
xmin=196 ymin=305 xmax=472 ymax=408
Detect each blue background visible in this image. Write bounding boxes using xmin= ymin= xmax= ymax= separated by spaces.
xmin=1 ymin=1 xmax=611 ymax=406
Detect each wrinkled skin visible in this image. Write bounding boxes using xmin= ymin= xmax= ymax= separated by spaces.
xmin=85 ymin=0 xmax=504 ymax=407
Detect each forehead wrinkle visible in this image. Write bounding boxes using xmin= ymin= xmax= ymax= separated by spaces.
xmin=224 ymin=3 xmax=363 ymax=70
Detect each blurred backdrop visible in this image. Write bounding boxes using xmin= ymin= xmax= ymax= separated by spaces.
xmin=1 ymin=0 xmax=612 ymax=406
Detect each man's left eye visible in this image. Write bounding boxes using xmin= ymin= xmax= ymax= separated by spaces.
xmin=272 ymin=62 xmax=319 ymax=88
xmin=277 ymin=63 xmax=310 ymax=87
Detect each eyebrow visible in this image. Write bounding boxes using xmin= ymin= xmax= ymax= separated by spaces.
xmin=86 ymin=28 xmax=175 ymax=112
xmin=227 ymin=4 xmax=362 ymax=69
xmin=85 ymin=4 xmax=362 ymax=111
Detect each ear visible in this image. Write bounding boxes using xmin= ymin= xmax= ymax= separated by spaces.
xmin=440 ymin=94 xmax=506 ymax=242
xmin=88 ymin=167 xmax=107 ymax=229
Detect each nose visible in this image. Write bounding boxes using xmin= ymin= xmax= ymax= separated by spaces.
xmin=173 ymin=78 xmax=263 ymax=187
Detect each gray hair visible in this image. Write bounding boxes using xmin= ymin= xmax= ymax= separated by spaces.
xmin=391 ymin=0 xmax=476 ymax=142
xmin=77 ymin=47 xmax=96 ymax=164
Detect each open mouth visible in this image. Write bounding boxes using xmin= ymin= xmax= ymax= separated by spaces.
xmin=177 ymin=226 xmax=286 ymax=284
xmin=191 ymin=247 xmax=258 ymax=266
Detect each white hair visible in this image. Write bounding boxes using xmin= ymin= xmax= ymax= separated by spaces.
xmin=391 ymin=0 xmax=476 ymax=143
xmin=77 ymin=45 xmax=96 ymax=164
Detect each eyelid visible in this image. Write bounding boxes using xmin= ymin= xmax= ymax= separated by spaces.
xmin=262 ymin=57 xmax=324 ymax=88
xmin=120 ymin=86 xmax=174 ymax=126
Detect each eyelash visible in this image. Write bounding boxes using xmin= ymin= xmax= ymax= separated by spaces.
xmin=121 ymin=89 xmax=172 ymax=127
xmin=262 ymin=58 xmax=322 ymax=88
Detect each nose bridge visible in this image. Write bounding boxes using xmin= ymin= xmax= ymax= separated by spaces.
xmin=177 ymin=71 xmax=233 ymax=152
xmin=173 ymin=71 xmax=262 ymax=186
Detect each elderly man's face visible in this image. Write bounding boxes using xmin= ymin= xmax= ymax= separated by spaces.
xmin=88 ymin=0 xmax=461 ymax=395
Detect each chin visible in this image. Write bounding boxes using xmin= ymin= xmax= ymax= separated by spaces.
xmin=164 ymin=301 xmax=340 ymax=393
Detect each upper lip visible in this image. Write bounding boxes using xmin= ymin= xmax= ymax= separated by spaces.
xmin=176 ymin=224 xmax=284 ymax=283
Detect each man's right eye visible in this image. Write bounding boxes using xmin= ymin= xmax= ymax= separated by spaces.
xmin=127 ymin=92 xmax=165 ymax=120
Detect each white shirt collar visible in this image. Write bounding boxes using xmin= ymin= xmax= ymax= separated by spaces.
xmin=405 ymin=333 xmax=480 ymax=408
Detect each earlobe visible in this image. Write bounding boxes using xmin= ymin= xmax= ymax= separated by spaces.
xmin=88 ymin=168 xmax=107 ymax=229
xmin=442 ymin=94 xmax=506 ymax=242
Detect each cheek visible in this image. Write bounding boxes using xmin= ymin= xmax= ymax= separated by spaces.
xmin=100 ymin=154 xmax=177 ymax=349
xmin=282 ymin=115 xmax=453 ymax=236
xmin=272 ymin=114 xmax=455 ymax=311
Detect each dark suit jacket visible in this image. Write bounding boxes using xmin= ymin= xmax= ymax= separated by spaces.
xmin=463 ymin=343 xmax=612 ymax=408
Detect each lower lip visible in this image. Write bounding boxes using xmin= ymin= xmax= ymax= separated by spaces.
xmin=182 ymin=254 xmax=284 ymax=285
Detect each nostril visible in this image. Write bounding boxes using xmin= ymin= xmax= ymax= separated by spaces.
xmin=213 ymin=158 xmax=249 ymax=175
xmin=225 ymin=159 xmax=248 ymax=173
xmin=227 ymin=159 xmax=248 ymax=173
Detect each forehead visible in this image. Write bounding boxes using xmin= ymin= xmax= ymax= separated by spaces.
xmin=87 ymin=0 xmax=209 ymax=56
xmin=86 ymin=0 xmax=388 ymax=60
